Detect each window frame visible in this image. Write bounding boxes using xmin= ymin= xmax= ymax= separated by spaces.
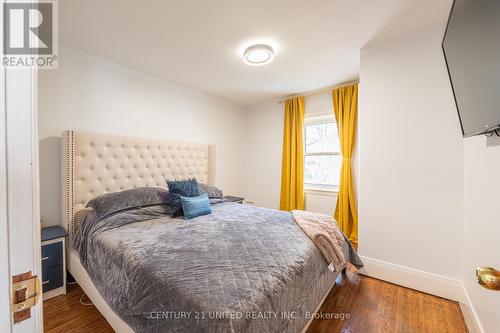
xmin=303 ymin=114 xmax=340 ymax=193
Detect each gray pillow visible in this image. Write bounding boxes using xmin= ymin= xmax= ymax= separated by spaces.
xmin=87 ymin=187 xmax=169 ymax=219
xmin=198 ymin=183 xmax=223 ymax=198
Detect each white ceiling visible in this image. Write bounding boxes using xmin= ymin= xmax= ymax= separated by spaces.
xmin=60 ymin=0 xmax=448 ymax=107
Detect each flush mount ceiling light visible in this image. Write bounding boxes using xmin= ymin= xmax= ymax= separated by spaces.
xmin=243 ymin=44 xmax=274 ymax=65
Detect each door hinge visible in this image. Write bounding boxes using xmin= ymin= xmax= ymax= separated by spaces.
xmin=11 ymin=271 xmax=41 ymax=324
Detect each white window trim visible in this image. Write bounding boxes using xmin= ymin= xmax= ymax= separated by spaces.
xmin=305 ymin=186 xmax=339 ymax=195
xmin=304 ymin=113 xmax=340 ymax=193
xmin=305 ymin=113 xmax=334 ymax=125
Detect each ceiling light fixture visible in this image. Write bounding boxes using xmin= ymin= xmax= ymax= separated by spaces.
xmin=243 ymin=44 xmax=274 ymax=65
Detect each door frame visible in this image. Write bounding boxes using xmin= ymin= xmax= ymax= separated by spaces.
xmin=1 ymin=69 xmax=43 ymax=333
xmin=1 ymin=0 xmax=42 ymax=329
xmin=1 ymin=0 xmax=12 ymax=330
xmin=1 ymin=41 xmax=13 ymax=333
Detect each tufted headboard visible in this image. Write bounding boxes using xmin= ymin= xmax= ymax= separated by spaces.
xmin=62 ymin=130 xmax=215 ymax=244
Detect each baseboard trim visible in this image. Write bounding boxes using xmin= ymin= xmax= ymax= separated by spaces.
xmin=358 ymin=255 xmax=483 ymax=332
xmin=358 ymin=255 xmax=463 ymax=301
xmin=459 ymin=282 xmax=484 ymax=333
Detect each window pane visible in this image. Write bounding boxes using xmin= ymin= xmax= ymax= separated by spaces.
xmin=305 ymin=122 xmax=340 ymax=154
xmin=304 ymin=155 xmax=341 ymax=186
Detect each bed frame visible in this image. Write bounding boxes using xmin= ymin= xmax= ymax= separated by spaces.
xmin=61 ymin=130 xmax=339 ymax=333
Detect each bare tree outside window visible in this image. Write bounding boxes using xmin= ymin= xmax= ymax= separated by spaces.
xmin=304 ymin=118 xmax=341 ymax=190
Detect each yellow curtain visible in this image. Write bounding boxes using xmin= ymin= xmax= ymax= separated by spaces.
xmin=279 ymin=97 xmax=305 ymax=211
xmin=332 ymin=83 xmax=358 ymax=245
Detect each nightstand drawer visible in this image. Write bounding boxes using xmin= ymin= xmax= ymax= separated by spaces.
xmin=41 ymin=242 xmax=63 ymax=269
xmin=42 ymin=264 xmax=63 ymax=292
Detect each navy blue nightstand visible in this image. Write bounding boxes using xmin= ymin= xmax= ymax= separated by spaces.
xmin=41 ymin=226 xmax=67 ymax=300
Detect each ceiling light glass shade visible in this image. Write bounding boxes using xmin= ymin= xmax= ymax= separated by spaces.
xmin=243 ymin=44 xmax=274 ymax=65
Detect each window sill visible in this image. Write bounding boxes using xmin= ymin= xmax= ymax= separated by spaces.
xmin=304 ymin=188 xmax=338 ymax=196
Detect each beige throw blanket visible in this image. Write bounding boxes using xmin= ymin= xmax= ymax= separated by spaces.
xmin=291 ymin=210 xmax=346 ymax=272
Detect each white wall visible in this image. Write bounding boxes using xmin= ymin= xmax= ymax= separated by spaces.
xmin=245 ymin=92 xmax=338 ymax=215
xmin=358 ymin=26 xmax=464 ymax=279
xmin=304 ymin=191 xmax=337 ymax=216
xmin=38 ymin=46 xmax=247 ymax=227
xmin=245 ymin=101 xmax=283 ymax=209
xmin=359 ymin=19 xmax=500 ymax=333
xmin=463 ymin=135 xmax=500 ymax=333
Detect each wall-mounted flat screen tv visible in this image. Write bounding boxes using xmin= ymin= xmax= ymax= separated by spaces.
xmin=442 ymin=0 xmax=500 ymax=137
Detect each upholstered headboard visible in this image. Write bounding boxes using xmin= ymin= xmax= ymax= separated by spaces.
xmin=62 ymin=130 xmax=215 ymax=244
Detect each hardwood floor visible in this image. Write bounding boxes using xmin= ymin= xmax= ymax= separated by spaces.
xmin=306 ymin=267 xmax=468 ymax=333
xmin=43 ymin=283 xmax=114 ymax=333
xmin=44 ymin=268 xmax=468 ymax=333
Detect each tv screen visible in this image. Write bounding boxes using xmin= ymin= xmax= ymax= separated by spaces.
xmin=442 ymin=0 xmax=500 ymax=137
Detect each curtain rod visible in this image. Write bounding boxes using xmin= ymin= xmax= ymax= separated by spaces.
xmin=277 ymin=80 xmax=359 ymax=104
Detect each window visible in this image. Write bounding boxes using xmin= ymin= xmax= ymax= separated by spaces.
xmin=304 ymin=115 xmax=341 ymax=191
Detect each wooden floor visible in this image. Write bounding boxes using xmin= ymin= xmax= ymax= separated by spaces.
xmin=306 ymin=267 xmax=468 ymax=333
xmin=43 ymin=283 xmax=114 ymax=333
xmin=44 ymin=268 xmax=468 ymax=333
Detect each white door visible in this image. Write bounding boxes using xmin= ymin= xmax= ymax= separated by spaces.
xmin=0 ymin=1 xmax=43 ymax=330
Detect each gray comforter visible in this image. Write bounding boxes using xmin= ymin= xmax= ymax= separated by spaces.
xmin=74 ymin=202 xmax=362 ymax=333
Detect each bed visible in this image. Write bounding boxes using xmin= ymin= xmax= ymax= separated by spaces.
xmin=61 ymin=130 xmax=361 ymax=333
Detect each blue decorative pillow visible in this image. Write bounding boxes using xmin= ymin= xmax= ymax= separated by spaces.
xmin=180 ymin=193 xmax=212 ymax=219
xmin=166 ymin=178 xmax=201 ymax=217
